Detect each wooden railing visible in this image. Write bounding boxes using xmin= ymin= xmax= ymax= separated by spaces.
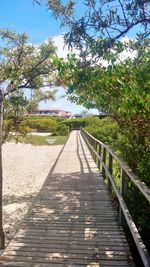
xmin=80 ymin=127 xmax=150 ymax=267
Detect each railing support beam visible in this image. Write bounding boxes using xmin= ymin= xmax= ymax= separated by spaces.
xmin=119 ymin=168 xmax=127 ymax=226
xmin=102 ymin=147 xmax=106 ymax=179
xmin=98 ymin=144 xmax=101 ymax=171
xmin=108 ymin=154 xmax=113 ymax=193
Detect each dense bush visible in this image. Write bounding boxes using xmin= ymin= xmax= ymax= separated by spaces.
xmin=53 ymin=123 xmax=69 ymax=136
xmin=84 ymin=117 xmax=121 ymax=150
xmin=62 ymin=116 xmax=101 ymax=130
xmin=3 ymin=118 xmax=31 ymax=143
xmin=52 ymin=117 xmax=68 ymax=123
xmin=27 ymin=117 xmax=58 ymax=132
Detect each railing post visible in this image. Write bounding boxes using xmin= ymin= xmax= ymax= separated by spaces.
xmin=95 ymin=142 xmax=98 ymax=165
xmin=88 ymin=135 xmax=91 ymax=153
xmin=0 ymin=93 xmax=5 ymax=249
xmin=102 ymin=147 xmax=106 ymax=179
xmin=108 ymin=153 xmax=113 ymax=193
xmin=91 ymin=137 xmax=93 ymax=157
xmin=94 ymin=140 xmax=97 ymax=162
xmin=119 ymin=168 xmax=127 ymax=225
xmin=98 ymin=143 xmax=101 ymax=171
xmin=92 ymin=139 xmax=95 ymax=160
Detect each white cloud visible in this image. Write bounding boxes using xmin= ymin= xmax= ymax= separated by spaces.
xmin=53 ymin=34 xmax=68 ymax=58
xmin=53 ymin=34 xmax=80 ymax=59
xmin=52 ymin=34 xmax=137 ymax=64
xmin=53 ymin=34 xmax=77 ymax=58
xmin=119 ymin=36 xmax=137 ymax=61
xmin=119 ymin=48 xmax=137 ymax=61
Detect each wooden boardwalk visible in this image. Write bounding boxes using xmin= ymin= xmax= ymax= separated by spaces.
xmin=0 ymin=131 xmax=135 ymax=266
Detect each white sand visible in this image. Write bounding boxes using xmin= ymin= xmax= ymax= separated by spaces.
xmin=2 ymin=142 xmax=63 ymax=242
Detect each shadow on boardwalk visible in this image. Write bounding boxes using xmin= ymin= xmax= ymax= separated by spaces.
xmin=0 ymin=131 xmax=135 ymax=266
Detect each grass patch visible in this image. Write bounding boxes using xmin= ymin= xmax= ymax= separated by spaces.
xmin=53 ymin=136 xmax=68 ymax=145
xmin=17 ymin=135 xmax=68 ymax=146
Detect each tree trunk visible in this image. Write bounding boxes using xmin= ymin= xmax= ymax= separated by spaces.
xmin=0 ymin=89 xmax=5 ymax=249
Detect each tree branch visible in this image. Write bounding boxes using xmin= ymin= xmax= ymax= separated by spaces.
xmin=113 ymin=17 xmax=150 ymax=41
xmin=118 ymin=0 xmax=129 ymax=27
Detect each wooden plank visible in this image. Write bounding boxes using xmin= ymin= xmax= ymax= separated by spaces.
xmin=12 ymin=237 xmax=128 ymax=244
xmin=0 ymin=256 xmax=134 ymax=266
xmin=16 ymin=229 xmax=125 ymax=235
xmin=0 ymin=263 xmax=62 ymax=267
xmin=21 ymin=223 xmax=121 ymax=229
xmin=2 ymin=251 xmax=131 ymax=261
xmin=6 ymin=245 xmax=130 ymax=253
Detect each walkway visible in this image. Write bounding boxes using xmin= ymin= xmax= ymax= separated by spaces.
xmin=0 ymin=131 xmax=135 ymax=266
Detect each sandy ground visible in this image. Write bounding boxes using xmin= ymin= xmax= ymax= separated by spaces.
xmin=2 ymin=142 xmax=63 ymax=243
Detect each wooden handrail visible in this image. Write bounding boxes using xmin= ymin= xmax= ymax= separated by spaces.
xmin=81 ymin=128 xmax=150 ymax=203
xmin=80 ymin=127 xmax=150 ymax=267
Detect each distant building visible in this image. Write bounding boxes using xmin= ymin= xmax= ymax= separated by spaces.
xmin=31 ymin=109 xmax=72 ymax=118
xmin=74 ymin=114 xmax=84 ymax=118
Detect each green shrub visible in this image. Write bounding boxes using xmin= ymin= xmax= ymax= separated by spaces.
xmin=53 ymin=123 xmax=69 ymax=136
xmin=62 ymin=116 xmax=101 ymax=130
xmin=27 ymin=117 xmax=58 ymax=132
xmin=52 ymin=117 xmax=68 ymax=123
xmin=85 ymin=117 xmax=120 ymax=149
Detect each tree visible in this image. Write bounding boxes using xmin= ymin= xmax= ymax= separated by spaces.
xmin=2 ymin=88 xmax=56 ymax=142
xmin=44 ymin=0 xmax=150 ymax=64
xmin=3 ymin=91 xmax=29 ymax=142
xmin=54 ymin=46 xmax=150 ymax=181
xmin=27 ymin=88 xmax=56 ymax=114
xmin=0 ymin=29 xmax=57 ymax=248
xmin=46 ymin=0 xmax=150 ymax=184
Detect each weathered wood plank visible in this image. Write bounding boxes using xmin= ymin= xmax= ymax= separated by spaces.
xmin=6 ymin=245 xmax=130 ymax=253
xmin=1 ymin=256 xmax=132 ymax=266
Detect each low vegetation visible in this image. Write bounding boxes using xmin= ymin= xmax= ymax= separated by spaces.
xmin=18 ymin=134 xmax=68 ymax=146
xmin=27 ymin=117 xmax=58 ymax=133
xmin=3 ymin=116 xmax=69 ymax=146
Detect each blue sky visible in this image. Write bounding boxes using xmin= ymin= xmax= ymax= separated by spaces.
xmin=0 ymin=0 xmax=98 ymax=114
